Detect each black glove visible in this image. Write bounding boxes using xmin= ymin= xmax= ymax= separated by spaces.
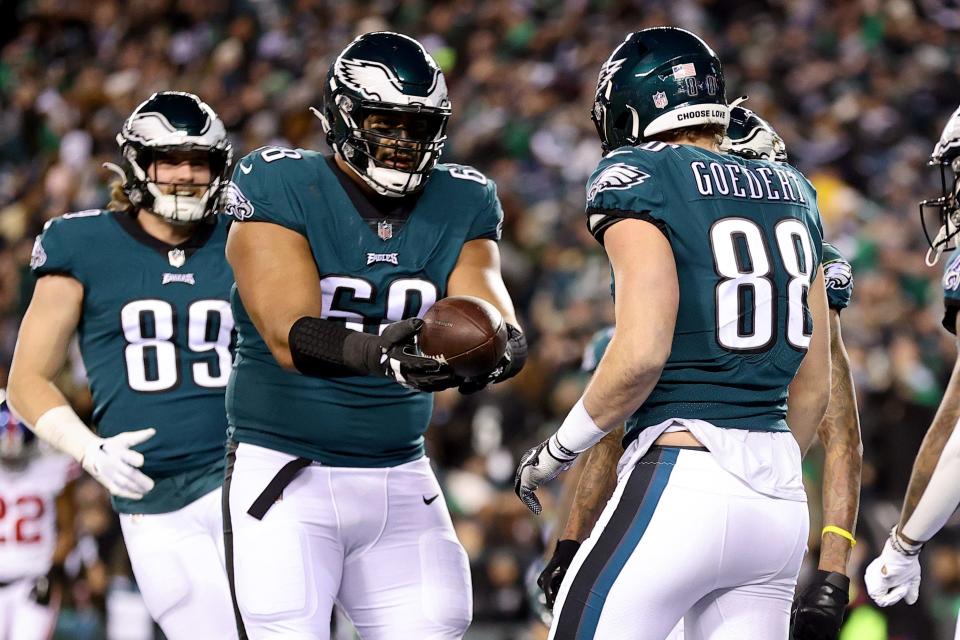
xmin=791 ymin=570 xmax=850 ymax=640
xmin=458 ymin=324 xmax=527 ymax=394
xmin=538 ymin=539 xmax=581 ymax=609
xmin=343 ymin=318 xmax=461 ymax=391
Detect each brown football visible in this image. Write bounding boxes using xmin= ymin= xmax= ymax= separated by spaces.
xmin=420 ymin=296 xmax=508 ymax=378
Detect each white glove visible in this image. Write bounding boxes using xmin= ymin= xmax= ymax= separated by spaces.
xmin=81 ymin=429 xmax=157 ymax=500
xmin=865 ymin=532 xmax=922 ymax=607
xmin=514 ymin=435 xmax=578 ymax=515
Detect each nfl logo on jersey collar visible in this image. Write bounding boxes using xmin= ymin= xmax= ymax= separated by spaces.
xmin=377 ymin=220 xmax=393 ymax=241
xmin=168 ymin=248 xmax=186 ymax=268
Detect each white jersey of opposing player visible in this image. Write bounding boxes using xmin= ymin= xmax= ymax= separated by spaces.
xmin=0 ymin=451 xmax=78 ymax=581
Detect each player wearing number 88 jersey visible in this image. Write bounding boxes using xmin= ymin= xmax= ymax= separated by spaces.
xmin=514 ymin=27 xmax=831 ymax=640
xmin=8 ymin=92 xmax=237 ymax=639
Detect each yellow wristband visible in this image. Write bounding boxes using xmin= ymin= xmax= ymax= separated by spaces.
xmin=822 ymin=525 xmax=857 ymax=548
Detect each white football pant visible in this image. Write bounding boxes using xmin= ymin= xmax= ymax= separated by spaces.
xmin=550 ymin=446 xmax=808 ymax=640
xmin=0 ymin=580 xmax=55 ymax=640
xmin=226 ymin=443 xmax=472 ymax=640
xmin=119 ymin=487 xmax=237 ymax=640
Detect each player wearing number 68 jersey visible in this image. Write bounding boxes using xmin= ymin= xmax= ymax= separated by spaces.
xmin=223 ymin=32 xmax=524 ymax=639
xmin=8 ymin=92 xmax=238 ymax=639
xmin=514 ymin=27 xmax=831 ymax=639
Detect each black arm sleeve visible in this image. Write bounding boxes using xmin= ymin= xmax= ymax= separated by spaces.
xmin=288 ymin=317 xmax=373 ymax=377
xmin=586 ymin=207 xmax=668 ymax=246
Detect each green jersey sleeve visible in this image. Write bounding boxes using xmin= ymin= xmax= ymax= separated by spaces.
xmin=942 ymin=252 xmax=960 ymax=333
xmin=822 ymin=241 xmax=853 ymax=311
xmin=30 ymin=210 xmax=103 ymax=278
xmin=581 ymin=326 xmax=614 ymax=373
xmin=224 ymin=147 xmax=308 ymax=234
xmin=584 ymin=149 xmax=665 ymax=244
xmin=449 ymin=165 xmax=502 ymax=242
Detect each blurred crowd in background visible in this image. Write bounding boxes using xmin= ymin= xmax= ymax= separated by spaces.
xmin=2 ymin=0 xmax=960 ymax=638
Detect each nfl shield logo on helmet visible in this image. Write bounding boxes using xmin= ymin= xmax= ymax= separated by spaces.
xmin=653 ymin=92 xmax=668 ymax=109
xmin=377 ymin=221 xmax=393 ymax=241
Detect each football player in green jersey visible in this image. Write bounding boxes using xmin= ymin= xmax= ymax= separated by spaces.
xmin=515 ymin=28 xmax=831 ymax=639
xmin=7 ymin=92 xmax=238 ymax=639
xmin=536 ymin=106 xmax=862 ymax=640
xmin=865 ymin=106 xmax=960 ymax=636
xmin=223 ymin=32 xmax=525 ymax=639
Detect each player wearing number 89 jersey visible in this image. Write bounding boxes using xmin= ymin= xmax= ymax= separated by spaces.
xmin=8 ymin=92 xmax=238 ymax=639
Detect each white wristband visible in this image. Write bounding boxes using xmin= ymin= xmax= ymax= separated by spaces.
xmin=32 ymin=405 xmax=99 ymax=463
xmin=554 ymin=398 xmax=607 ymax=454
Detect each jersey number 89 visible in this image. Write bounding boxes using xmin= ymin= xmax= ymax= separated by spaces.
xmin=711 ymin=218 xmax=815 ymax=352
xmin=120 ymin=299 xmax=234 ymax=392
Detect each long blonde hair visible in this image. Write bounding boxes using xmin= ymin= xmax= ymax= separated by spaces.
xmin=107 ymin=181 xmax=136 ymax=213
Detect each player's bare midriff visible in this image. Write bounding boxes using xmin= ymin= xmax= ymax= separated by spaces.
xmin=653 ymin=430 xmax=703 ymax=447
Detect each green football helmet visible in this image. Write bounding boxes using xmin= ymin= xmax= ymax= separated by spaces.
xmin=106 ymin=92 xmax=232 ymax=223
xmin=720 ymin=101 xmax=787 ymax=162
xmin=591 ymin=27 xmax=728 ymax=152
xmin=314 ymin=32 xmax=452 ymax=197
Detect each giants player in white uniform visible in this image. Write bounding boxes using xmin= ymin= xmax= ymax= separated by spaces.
xmin=0 ymin=394 xmax=78 ymax=640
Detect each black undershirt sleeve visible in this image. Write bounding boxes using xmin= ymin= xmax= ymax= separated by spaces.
xmin=287 ymin=317 xmax=361 ymax=377
xmin=586 ymin=207 xmax=668 ymax=246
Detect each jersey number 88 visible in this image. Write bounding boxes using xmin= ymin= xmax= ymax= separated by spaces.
xmin=710 ymin=217 xmax=815 ymax=352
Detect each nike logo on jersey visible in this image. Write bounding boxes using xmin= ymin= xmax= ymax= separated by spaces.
xmin=239 ymin=163 xmax=253 ymax=174
xmin=423 ymin=494 xmax=439 ymax=505
xmin=162 ymin=273 xmax=195 ymax=285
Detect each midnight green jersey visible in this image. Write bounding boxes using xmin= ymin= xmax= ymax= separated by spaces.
xmin=225 ymin=148 xmax=503 ymax=467
xmin=31 ymin=210 xmax=234 ymax=513
xmin=822 ymin=241 xmax=853 ymax=311
xmin=586 ymin=142 xmax=824 ymax=438
xmin=581 ymin=327 xmax=614 ymax=373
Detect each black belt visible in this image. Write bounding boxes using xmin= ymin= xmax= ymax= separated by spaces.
xmin=246 ymin=457 xmax=312 ymax=520
xmin=649 ymin=444 xmax=708 ymax=452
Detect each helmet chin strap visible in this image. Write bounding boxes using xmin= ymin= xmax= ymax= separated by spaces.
xmin=927 ymin=215 xmax=958 ymax=267
xmin=927 ymin=244 xmax=944 ymax=267
xmin=145 ymin=181 xmax=212 ymax=223
xmin=365 ymin=165 xmax=421 ymax=197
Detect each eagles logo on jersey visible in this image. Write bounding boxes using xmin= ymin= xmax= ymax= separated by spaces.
xmin=822 ymin=242 xmax=853 ymax=311
xmin=586 ymin=163 xmax=650 ymax=202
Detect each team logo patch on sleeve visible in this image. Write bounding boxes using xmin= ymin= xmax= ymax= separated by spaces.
xmin=944 ymin=254 xmax=960 ymax=291
xmin=30 ymin=237 xmax=47 ymax=268
xmin=222 ymin=182 xmax=254 ymax=220
xmin=824 ymin=259 xmax=852 ymax=290
xmin=587 ymin=163 xmax=651 ymax=202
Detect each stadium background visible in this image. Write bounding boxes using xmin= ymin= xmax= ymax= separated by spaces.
xmin=2 ymin=0 xmax=960 ymax=638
